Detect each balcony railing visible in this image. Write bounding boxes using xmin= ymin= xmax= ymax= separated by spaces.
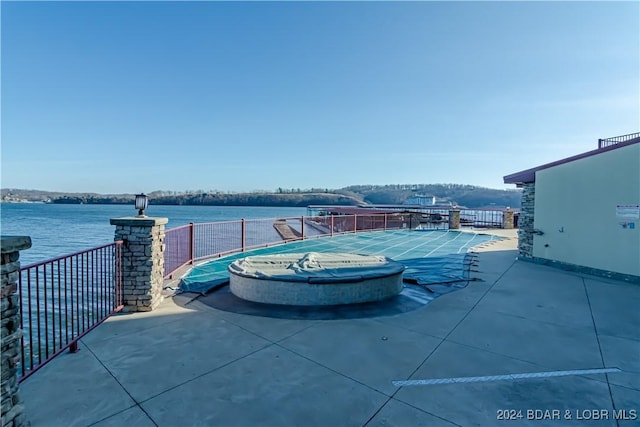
xmin=598 ymin=132 xmax=640 ymax=149
xmin=18 ymin=241 xmax=124 ymax=382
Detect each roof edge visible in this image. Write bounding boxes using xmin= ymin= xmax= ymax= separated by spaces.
xmin=503 ymin=136 xmax=640 ymax=185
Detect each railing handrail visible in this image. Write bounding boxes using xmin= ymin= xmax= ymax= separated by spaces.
xmin=166 ymin=223 xmax=192 ymax=232
xmin=20 ymin=240 xmax=125 ymax=270
xmin=188 ymin=218 xmax=253 ymax=227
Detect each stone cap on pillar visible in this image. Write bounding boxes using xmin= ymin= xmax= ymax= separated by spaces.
xmin=1 ymin=236 xmax=32 ymax=254
xmin=110 ymin=217 xmax=169 ymax=227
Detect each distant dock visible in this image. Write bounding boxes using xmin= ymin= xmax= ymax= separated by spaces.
xmin=273 ymin=219 xmax=301 ymax=240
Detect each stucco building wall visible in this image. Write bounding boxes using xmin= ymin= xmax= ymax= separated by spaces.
xmin=532 ymin=143 xmax=639 ymax=278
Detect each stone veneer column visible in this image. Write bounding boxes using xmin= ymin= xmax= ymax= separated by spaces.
xmin=1 ymin=236 xmax=32 ymax=427
xmin=110 ymin=217 xmax=168 ymax=312
xmin=448 ymin=209 xmax=460 ymax=230
xmin=518 ymin=183 xmax=535 ymax=259
xmin=502 ymin=209 xmax=515 ymax=229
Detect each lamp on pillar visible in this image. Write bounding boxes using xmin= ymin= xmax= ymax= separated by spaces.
xmin=135 ymin=193 xmax=149 ymax=217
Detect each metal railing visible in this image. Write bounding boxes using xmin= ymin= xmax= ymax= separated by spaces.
xmin=598 ymin=132 xmax=640 ymax=149
xmin=163 ymin=210 xmax=513 ymax=279
xmin=18 ymin=241 xmax=124 ymax=382
xmin=460 ymin=209 xmax=506 ymax=228
xmin=164 ymin=223 xmax=194 ymax=276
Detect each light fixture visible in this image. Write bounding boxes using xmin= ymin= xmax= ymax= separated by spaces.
xmin=134 ymin=193 xmax=149 ymax=217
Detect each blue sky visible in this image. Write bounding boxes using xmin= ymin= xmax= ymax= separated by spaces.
xmin=2 ymin=1 xmax=638 ymax=194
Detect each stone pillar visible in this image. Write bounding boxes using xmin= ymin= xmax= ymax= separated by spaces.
xmin=503 ymin=209 xmax=515 ymax=229
xmin=518 ymin=183 xmax=535 ymax=259
xmin=110 ymin=217 xmax=168 ymax=312
xmin=1 ymin=236 xmax=32 ymax=427
xmin=448 ymin=209 xmax=460 ymax=230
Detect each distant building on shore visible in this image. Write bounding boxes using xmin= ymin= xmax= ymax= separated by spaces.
xmin=403 ymin=194 xmax=436 ymax=206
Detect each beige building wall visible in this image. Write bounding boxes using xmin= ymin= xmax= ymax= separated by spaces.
xmin=533 ymin=143 xmax=640 ymax=277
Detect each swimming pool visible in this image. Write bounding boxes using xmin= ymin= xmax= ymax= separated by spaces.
xmin=181 ymin=229 xmax=501 ymax=294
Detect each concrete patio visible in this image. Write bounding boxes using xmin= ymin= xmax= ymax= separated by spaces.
xmin=20 ymin=232 xmax=640 ymax=426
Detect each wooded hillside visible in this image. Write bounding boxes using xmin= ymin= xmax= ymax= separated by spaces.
xmin=2 ymin=184 xmax=521 ymax=208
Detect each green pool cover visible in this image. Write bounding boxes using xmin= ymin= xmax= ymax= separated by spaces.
xmin=180 ymin=229 xmax=502 ymax=295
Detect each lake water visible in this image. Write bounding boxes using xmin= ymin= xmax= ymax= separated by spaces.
xmin=0 ymin=203 xmax=308 ymax=265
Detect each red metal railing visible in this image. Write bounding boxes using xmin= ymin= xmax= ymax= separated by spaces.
xmin=194 ymin=220 xmax=243 ymax=259
xmin=164 ymin=223 xmax=194 ymax=276
xmin=163 ymin=212 xmax=458 ymax=279
xmin=18 ymin=241 xmax=124 ymax=382
xmin=162 ymin=209 xmax=519 ymax=279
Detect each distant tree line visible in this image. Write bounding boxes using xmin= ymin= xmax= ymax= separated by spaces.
xmin=341 ymin=184 xmax=521 ymax=208
xmin=3 ymin=183 xmax=521 ymax=208
xmin=147 ymin=192 xmax=359 ymax=207
xmin=50 ymin=195 xmax=131 ymax=204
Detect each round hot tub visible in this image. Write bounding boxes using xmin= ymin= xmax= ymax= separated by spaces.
xmin=228 ymin=252 xmax=404 ymax=306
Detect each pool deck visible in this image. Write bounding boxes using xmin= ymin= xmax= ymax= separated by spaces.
xmin=20 ymin=229 xmax=640 ymax=427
